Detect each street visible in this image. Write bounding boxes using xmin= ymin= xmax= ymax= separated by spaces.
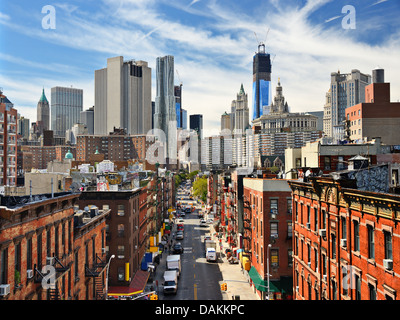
xmin=152 ymin=186 xmax=224 ymax=300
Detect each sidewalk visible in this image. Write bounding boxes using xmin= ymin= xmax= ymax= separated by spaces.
xmin=212 ymin=227 xmax=260 ymax=301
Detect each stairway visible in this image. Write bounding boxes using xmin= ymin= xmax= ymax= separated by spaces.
xmin=48 ymin=288 xmax=60 ymax=300
xmin=95 ymin=277 xmax=105 ymax=300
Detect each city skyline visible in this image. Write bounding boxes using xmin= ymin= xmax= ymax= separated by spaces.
xmin=0 ymin=0 xmax=399 ymax=138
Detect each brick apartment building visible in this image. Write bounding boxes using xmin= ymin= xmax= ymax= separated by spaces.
xmin=75 ymin=130 xmax=155 ymax=164
xmin=243 ymin=178 xmax=294 ymax=300
xmin=77 ymin=189 xmax=147 ymax=298
xmin=21 ymin=145 xmax=76 ymax=170
xmin=289 ymin=176 xmax=400 ymax=300
xmin=0 ymin=90 xmax=18 ymax=186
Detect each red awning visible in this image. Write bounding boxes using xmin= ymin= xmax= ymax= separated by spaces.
xmin=108 ymin=270 xmax=149 ymax=297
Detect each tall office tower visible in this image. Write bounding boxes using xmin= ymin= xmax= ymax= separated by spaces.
xmin=232 ymin=84 xmax=249 ymax=133
xmin=252 ymin=43 xmax=272 ymax=121
xmin=18 ymin=116 xmax=30 ymax=140
xmin=324 ymin=69 xmax=371 ymax=138
xmin=153 ymin=55 xmax=176 ymax=159
xmin=175 ymin=85 xmax=183 ymax=128
xmin=80 ymin=106 xmax=94 ymax=135
xmin=37 ymin=88 xmax=50 ymax=135
xmin=151 ymin=101 xmax=155 ymax=129
xmin=190 ymin=114 xmax=203 ymax=140
xmin=94 ymin=56 xmax=152 ymax=135
xmin=269 ymin=79 xmax=289 ymax=114
xmin=181 ymin=109 xmax=187 ymax=130
xmin=0 ymin=89 xmax=18 ymax=186
xmin=51 ymin=86 xmax=83 ymax=138
xmin=221 ymin=112 xmax=231 ymax=131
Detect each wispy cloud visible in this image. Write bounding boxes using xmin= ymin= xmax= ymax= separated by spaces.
xmin=370 ymin=0 xmax=389 ymax=7
xmin=324 ymin=15 xmax=342 ymax=23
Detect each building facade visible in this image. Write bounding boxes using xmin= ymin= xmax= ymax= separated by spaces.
xmin=37 ymin=89 xmax=50 ymax=135
xmin=289 ymin=176 xmax=400 ymax=300
xmin=51 ymin=86 xmax=83 ymax=138
xmin=252 ymin=43 xmax=272 ymax=121
xmin=80 ymin=107 xmax=94 ymax=135
xmin=94 ymin=56 xmax=152 ymax=136
xmin=232 ymin=84 xmax=249 ymax=133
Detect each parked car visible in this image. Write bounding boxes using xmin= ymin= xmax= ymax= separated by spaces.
xmin=176 ymin=231 xmax=184 ymax=240
xmin=177 ymin=218 xmax=184 ymax=224
xmin=177 ymin=224 xmax=184 ymax=231
xmin=204 ymin=235 xmax=211 ymax=241
xmin=185 ymin=207 xmax=191 ymax=213
xmin=200 ymin=219 xmax=207 ymax=227
xmin=172 ymin=243 xmax=184 ymax=254
xmin=207 ymin=218 xmax=213 ymax=224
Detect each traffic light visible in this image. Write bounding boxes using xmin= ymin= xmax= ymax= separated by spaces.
xmin=220 ymin=283 xmax=227 ymax=291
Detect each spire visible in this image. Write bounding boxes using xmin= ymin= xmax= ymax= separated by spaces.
xmin=239 ymin=83 xmax=245 ymax=95
xmin=39 ymin=88 xmax=48 ymax=103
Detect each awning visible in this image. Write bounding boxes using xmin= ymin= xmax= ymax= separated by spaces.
xmin=107 ymin=270 xmax=149 ymax=297
xmin=248 ymin=266 xmax=280 ymax=293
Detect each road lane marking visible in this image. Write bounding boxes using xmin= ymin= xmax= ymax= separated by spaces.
xmin=194 ymin=284 xmax=197 ymax=300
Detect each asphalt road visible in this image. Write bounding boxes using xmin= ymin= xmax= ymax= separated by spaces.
xmin=158 ymin=193 xmax=223 ymax=300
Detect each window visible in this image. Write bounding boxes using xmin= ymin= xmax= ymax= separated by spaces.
xmin=37 ymin=233 xmax=42 ymax=270
xmin=287 ymin=222 xmax=293 ymax=239
xmin=118 ymin=267 xmax=125 ymax=281
xmin=47 ymin=229 xmax=51 ymax=257
xmin=332 ymin=280 xmax=337 ymax=300
xmin=270 ymin=199 xmax=278 ymax=214
xmin=369 ymin=284 xmax=376 ymax=300
xmin=15 ymin=243 xmax=21 ymax=286
xmin=55 ymin=225 xmax=59 ymax=258
xmin=342 ymin=266 xmax=348 ymax=296
xmin=314 ymin=248 xmax=318 ymax=272
xmin=271 ymin=222 xmax=278 ymax=239
xmin=0 ymin=248 xmax=8 ymax=285
xmin=322 ymin=210 xmax=326 ymax=229
xmin=307 ymin=243 xmax=311 ymax=264
xmin=27 ymin=238 xmax=32 ymax=271
xmin=75 ymin=251 xmax=79 ymax=279
xmin=384 ymin=231 xmax=393 ymax=260
xmin=118 ymin=224 xmax=125 ymax=238
xmin=117 ymin=246 xmax=125 ymax=258
xmin=271 ymin=249 xmax=279 ymax=267
xmin=324 ymin=156 xmax=331 ymax=170
xmin=367 ymin=225 xmax=375 ymax=260
xmin=307 ymin=206 xmax=311 ymax=226
xmin=341 ymin=217 xmax=347 ymax=241
xmin=322 ymin=254 xmax=327 ymax=276
xmin=331 ymin=234 xmax=336 ymax=260
xmin=314 ymin=207 xmax=318 ymax=231
xmin=288 ymin=249 xmax=293 ymax=267
xmin=355 ymin=275 xmax=361 ymax=300
xmin=354 ymin=221 xmax=360 ymax=251
xmin=287 ymin=199 xmax=292 ymax=214
xmin=117 ymin=205 xmax=125 ymax=216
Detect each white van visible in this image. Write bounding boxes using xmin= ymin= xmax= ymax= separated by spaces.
xmin=206 ymin=248 xmax=217 ymax=262
xmin=163 ymin=270 xmax=178 ymax=294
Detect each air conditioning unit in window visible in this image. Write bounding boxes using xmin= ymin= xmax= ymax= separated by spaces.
xmin=102 ymin=248 xmax=106 ymax=254
xmin=340 ymin=239 xmax=347 ymax=248
xmin=27 ymin=269 xmax=34 ymax=279
xmin=0 ymin=284 xmax=10 ymax=296
xmin=319 ymin=229 xmax=326 ymax=238
xmin=307 ymin=262 xmax=311 ymax=268
xmin=46 ymin=257 xmax=55 ymax=265
xmin=323 ymin=275 xmax=327 ymax=281
xmin=295 ymin=286 xmax=299 ymax=292
xmin=383 ymin=259 xmax=393 ymax=270
xmin=306 ymin=222 xmax=311 ymax=229
xmin=271 ymin=214 xmax=276 ymax=219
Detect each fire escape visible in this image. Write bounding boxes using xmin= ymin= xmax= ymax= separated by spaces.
xmin=85 ymin=254 xmax=108 ymax=300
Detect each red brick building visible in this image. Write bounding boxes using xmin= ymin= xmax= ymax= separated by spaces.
xmin=243 ymin=178 xmax=293 ymax=300
xmin=289 ymin=177 xmax=400 ymax=300
xmin=21 ymin=145 xmax=76 ymax=170
xmin=0 ymin=192 xmax=80 ymax=300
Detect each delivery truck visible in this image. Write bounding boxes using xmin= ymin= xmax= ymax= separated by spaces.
xmin=163 ymin=270 xmax=178 ymax=295
xmin=166 ymin=255 xmax=181 ymax=277
xmin=205 ymin=240 xmax=217 ymax=261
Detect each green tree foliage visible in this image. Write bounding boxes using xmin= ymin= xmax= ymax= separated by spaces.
xmin=192 ymin=176 xmax=207 ymax=202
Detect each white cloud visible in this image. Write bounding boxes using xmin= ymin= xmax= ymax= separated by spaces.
xmin=1 ymin=0 xmax=399 ymax=137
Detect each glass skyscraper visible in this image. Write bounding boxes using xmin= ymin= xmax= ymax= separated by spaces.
xmin=252 ymin=43 xmax=272 ymax=121
xmin=51 ymin=86 xmax=83 ymax=137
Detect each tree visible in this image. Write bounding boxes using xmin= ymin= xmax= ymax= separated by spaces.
xmin=192 ymin=176 xmax=207 ymax=203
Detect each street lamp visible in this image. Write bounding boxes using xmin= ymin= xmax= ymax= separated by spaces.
xmin=266 ymin=244 xmax=272 ymax=300
xmin=105 ymin=254 xmax=115 ymax=300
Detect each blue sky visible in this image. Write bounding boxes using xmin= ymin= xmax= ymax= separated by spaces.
xmin=1 ymin=0 xmax=399 ymax=137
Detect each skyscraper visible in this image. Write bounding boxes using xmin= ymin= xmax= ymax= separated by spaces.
xmin=153 ymin=55 xmax=176 ymax=159
xmin=190 ymin=114 xmax=203 ymax=140
xmin=51 ymin=86 xmax=83 ymax=138
xmin=252 ymin=43 xmax=272 ymax=121
xmin=80 ymin=106 xmax=94 ymax=135
xmin=323 ymin=69 xmax=371 ymax=138
xmin=182 ymin=109 xmax=187 ymax=130
xmin=175 ymin=85 xmax=182 ymax=128
xmin=94 ymin=56 xmax=152 ymax=135
xmin=37 ymin=88 xmax=50 ymax=135
xmin=232 ymin=84 xmax=249 ymax=133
